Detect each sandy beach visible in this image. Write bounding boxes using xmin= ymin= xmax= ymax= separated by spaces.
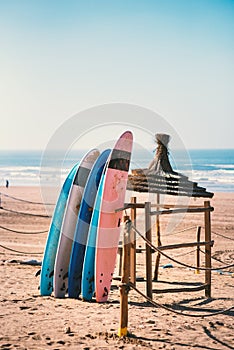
xmin=0 ymin=186 xmax=233 ymax=349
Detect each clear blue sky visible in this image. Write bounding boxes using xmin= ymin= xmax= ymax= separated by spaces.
xmin=1 ymin=0 xmax=233 ymax=150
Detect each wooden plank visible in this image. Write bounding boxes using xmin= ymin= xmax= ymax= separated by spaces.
xmin=116 ymin=203 xmax=213 ymax=212
xmin=118 ymin=246 xmax=123 ymax=276
xmin=115 ymin=203 xmax=145 ymax=212
xmin=153 ymin=193 xmax=161 ymax=281
xmin=158 ymin=240 xmax=214 ymax=251
xmin=204 ymin=201 xmax=212 ymax=298
xmin=196 ymin=226 xmax=201 ymax=274
xmin=130 ymin=197 xmax=136 ymax=286
xmin=150 ymin=204 xmax=208 ymax=209
xmin=145 ymin=202 xmax=152 ymax=299
xmin=121 ymin=203 xmax=209 ymax=209
xmin=150 ymin=206 xmax=214 ymax=216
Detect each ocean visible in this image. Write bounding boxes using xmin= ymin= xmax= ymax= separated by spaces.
xmin=0 ymin=149 xmax=233 ymax=192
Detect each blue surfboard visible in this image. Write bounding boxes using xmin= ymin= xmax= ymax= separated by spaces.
xmin=40 ymin=149 xmax=99 ymax=296
xmin=68 ymin=149 xmax=110 ymax=298
xmin=81 ymin=171 xmax=105 ymax=301
xmin=40 ymin=163 xmax=79 ymax=296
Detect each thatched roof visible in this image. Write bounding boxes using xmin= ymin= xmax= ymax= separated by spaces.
xmin=127 ymin=134 xmax=214 ymax=198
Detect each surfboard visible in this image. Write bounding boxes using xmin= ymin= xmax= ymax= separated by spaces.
xmin=53 ymin=149 xmax=100 ymax=298
xmin=68 ymin=149 xmax=111 ymax=299
xmin=95 ymin=131 xmax=133 ymax=302
xmin=40 ymin=149 xmax=99 ymax=296
xmin=81 ymin=161 xmax=106 ymax=301
xmin=40 ymin=163 xmax=78 ymax=296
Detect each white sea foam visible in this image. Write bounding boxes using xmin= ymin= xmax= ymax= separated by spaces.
xmin=1 ymin=150 xmax=234 ymax=191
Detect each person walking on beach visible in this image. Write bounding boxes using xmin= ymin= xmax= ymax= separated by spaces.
xmin=6 ymin=180 xmax=9 ymax=188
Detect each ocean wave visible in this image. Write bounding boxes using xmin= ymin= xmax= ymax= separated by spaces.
xmin=190 ymin=169 xmax=234 ymax=183
xmin=172 ymin=168 xmax=234 ymax=192
xmin=1 ymin=152 xmax=234 ymax=192
xmin=208 ymin=164 xmax=234 ymax=169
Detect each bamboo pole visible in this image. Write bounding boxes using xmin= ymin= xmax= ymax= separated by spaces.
xmin=145 ymin=202 xmax=152 ymax=299
xmin=158 ymin=240 xmax=213 ymax=251
xmin=118 ymin=217 xmax=131 ymax=337
xmin=204 ymin=201 xmax=212 ymax=298
xmin=116 ymin=202 xmax=211 ymax=212
xmin=195 ymin=226 xmax=201 ymax=274
xmin=130 ymin=197 xmax=136 ymax=285
xmin=118 ymin=246 xmax=123 ymax=277
xmin=154 ymin=193 xmax=161 ymax=281
xmin=150 ymin=206 xmax=214 ymax=216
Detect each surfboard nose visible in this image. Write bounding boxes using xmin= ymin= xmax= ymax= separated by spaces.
xmin=115 ymin=131 xmax=133 ymax=153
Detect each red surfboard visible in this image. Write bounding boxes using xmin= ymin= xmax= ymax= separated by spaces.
xmin=95 ymin=131 xmax=133 ymax=302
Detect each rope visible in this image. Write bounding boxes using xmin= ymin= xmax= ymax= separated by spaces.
xmin=210 ymin=229 xmax=234 ymax=242
xmin=173 ymin=247 xmax=197 ymax=258
xmin=0 ymin=192 xmax=54 ymax=206
xmin=199 ymin=248 xmax=234 ymax=267
xmin=131 ymin=223 xmax=234 ymax=271
xmin=167 ymin=226 xmax=234 ymax=241
xmin=128 ymin=282 xmax=234 ymax=318
xmin=164 ymin=226 xmax=198 ymax=236
xmin=0 ymin=243 xmax=43 ymax=255
xmin=0 ymin=207 xmax=51 ymax=218
xmin=0 ymin=225 xmax=48 ymax=235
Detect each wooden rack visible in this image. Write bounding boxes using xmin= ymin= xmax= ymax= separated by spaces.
xmin=118 ymin=197 xmax=214 ymax=336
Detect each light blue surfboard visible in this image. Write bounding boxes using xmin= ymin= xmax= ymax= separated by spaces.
xmin=40 ymin=149 xmax=99 ymax=296
xmin=40 ymin=163 xmax=79 ymax=296
xmin=68 ymin=149 xmax=110 ymax=299
xmin=81 ymin=170 xmax=105 ymax=301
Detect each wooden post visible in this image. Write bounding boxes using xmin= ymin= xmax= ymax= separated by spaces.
xmin=195 ymin=226 xmax=201 ymax=274
xmin=130 ymin=197 xmax=136 ymax=285
xmin=118 ymin=217 xmax=131 ymax=337
xmin=153 ymin=193 xmax=161 ymax=281
xmin=204 ymin=201 xmax=212 ymax=298
xmin=118 ymin=246 xmax=123 ymax=277
xmin=145 ymin=202 xmax=152 ymax=299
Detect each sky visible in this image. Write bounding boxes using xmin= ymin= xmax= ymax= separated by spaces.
xmin=0 ymin=0 xmax=233 ymax=151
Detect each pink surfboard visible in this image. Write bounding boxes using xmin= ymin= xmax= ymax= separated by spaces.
xmin=95 ymin=131 xmax=133 ymax=302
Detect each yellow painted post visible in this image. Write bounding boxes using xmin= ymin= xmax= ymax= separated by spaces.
xmin=118 ymin=217 xmax=131 ymax=337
